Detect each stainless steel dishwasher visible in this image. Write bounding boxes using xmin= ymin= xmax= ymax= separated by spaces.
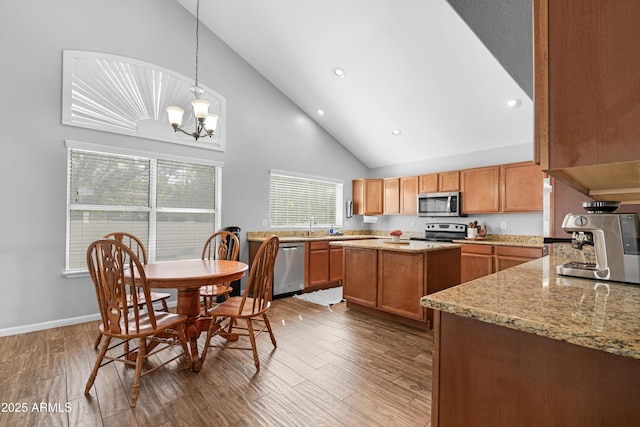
xmin=273 ymin=242 xmax=305 ymax=297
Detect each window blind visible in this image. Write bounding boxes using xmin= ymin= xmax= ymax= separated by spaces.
xmin=269 ymin=170 xmax=343 ymax=228
xmin=66 ymin=145 xmax=221 ymax=272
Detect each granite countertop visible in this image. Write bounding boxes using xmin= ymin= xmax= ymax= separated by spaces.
xmin=330 ymin=238 xmax=461 ymax=253
xmin=452 ymin=234 xmax=543 ymax=248
xmin=421 ymin=255 xmax=640 ymax=359
xmin=246 ymin=232 xmax=376 ymax=243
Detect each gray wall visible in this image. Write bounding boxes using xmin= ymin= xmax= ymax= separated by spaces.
xmin=0 ymin=0 xmax=368 ymax=333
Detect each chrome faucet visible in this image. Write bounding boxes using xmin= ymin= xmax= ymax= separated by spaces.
xmin=309 ymin=216 xmax=315 ymax=236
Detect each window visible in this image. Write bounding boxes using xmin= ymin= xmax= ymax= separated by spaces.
xmin=65 ymin=141 xmax=222 ymax=273
xmin=269 ymin=170 xmax=343 ymax=228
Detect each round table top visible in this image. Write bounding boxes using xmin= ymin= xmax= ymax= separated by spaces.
xmin=142 ymin=259 xmax=248 ymax=289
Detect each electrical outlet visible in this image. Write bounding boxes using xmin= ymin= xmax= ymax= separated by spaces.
xmin=410 ymin=220 xmax=415 ymax=227
xmin=500 ymin=221 xmax=507 ymax=230
xmin=262 ymin=219 xmax=268 ymax=227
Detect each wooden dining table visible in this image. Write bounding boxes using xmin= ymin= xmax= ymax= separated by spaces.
xmin=141 ymin=259 xmax=248 ymax=372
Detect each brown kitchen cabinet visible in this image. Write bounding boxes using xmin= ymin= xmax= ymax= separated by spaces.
xmin=383 ymin=178 xmax=400 ymax=214
xmin=419 ymin=171 xmax=460 ymax=194
xmin=400 ymin=176 xmax=418 ymax=214
xmin=343 ymin=247 xmax=378 ymax=307
xmin=305 ymin=240 xmax=343 ymax=290
xmin=343 ymin=245 xmax=461 ymax=329
xmin=461 ymin=244 xmax=543 ymax=282
xmin=461 ymin=244 xmax=494 ymax=283
xmin=461 ymin=166 xmax=501 ymax=214
xmin=495 ymin=246 xmax=544 ymax=272
xmin=534 ymin=0 xmax=640 ymax=203
xmin=352 ymin=179 xmax=384 ymax=215
xmin=501 ymin=161 xmax=545 ymax=212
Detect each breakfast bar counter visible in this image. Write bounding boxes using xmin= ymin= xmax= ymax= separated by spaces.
xmin=422 ymin=255 xmax=640 ymax=426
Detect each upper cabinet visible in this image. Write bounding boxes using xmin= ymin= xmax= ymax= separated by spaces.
xmin=462 ymin=162 xmax=544 ymax=215
xmin=400 ymin=176 xmax=419 ymax=214
xmin=534 ymin=0 xmax=640 ymax=203
xmin=461 ymin=166 xmax=501 ymax=214
xmin=353 ymin=179 xmax=383 ymax=215
xmin=383 ymin=178 xmax=400 ymax=215
xmin=501 ymin=162 xmax=546 ymax=212
xmin=419 ymin=171 xmax=460 ymax=194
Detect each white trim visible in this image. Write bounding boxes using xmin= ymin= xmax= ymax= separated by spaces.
xmin=0 ymin=301 xmax=177 ymax=337
xmin=65 ymin=139 xmax=224 ymax=168
xmin=270 ymin=169 xmax=344 ymax=185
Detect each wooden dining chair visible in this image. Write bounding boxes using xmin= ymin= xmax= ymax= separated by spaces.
xmin=199 ymin=231 xmax=240 ymax=313
xmin=93 ymin=232 xmax=171 ymax=349
xmin=85 ymin=239 xmax=190 ymax=407
xmin=201 ymin=235 xmax=279 ymax=371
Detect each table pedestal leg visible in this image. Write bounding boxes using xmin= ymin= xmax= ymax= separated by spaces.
xmin=177 ymin=288 xmax=205 ymax=371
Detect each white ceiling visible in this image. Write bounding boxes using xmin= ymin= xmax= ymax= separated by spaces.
xmin=176 ymin=0 xmax=533 ymax=169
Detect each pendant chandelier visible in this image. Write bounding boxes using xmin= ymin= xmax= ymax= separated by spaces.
xmin=166 ymin=0 xmax=218 ymax=141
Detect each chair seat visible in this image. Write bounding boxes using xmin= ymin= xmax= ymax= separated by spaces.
xmin=100 ymin=312 xmax=187 ymax=338
xmin=199 ymin=284 xmax=232 ymax=298
xmin=208 ymin=296 xmax=270 ymax=318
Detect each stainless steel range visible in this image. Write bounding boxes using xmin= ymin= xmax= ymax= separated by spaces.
xmin=410 ymin=223 xmax=467 ymax=242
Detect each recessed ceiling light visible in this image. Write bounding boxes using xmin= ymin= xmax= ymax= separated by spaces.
xmin=333 ymin=67 xmax=346 ymax=78
xmin=317 ymin=109 xmax=325 ymax=116
xmin=505 ymin=98 xmax=522 ymax=109
xmin=391 ymin=129 xmax=402 ymax=136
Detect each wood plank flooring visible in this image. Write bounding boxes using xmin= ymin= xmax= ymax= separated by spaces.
xmin=0 ymin=297 xmax=433 ymax=427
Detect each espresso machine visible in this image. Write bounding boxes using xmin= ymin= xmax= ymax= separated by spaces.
xmin=556 ymin=205 xmax=640 ymax=284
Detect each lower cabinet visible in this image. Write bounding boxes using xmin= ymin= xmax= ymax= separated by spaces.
xmin=343 ymin=246 xmax=461 ymax=329
xmin=461 ymin=244 xmax=544 ymax=283
xmin=305 ymin=240 xmax=343 ymax=290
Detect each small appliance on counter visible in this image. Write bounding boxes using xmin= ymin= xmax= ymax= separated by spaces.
xmin=410 ymin=222 xmax=467 ymax=242
xmin=555 ymin=202 xmax=640 ymax=284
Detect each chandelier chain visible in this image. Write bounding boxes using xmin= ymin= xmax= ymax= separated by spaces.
xmin=195 ymin=0 xmax=200 ymax=88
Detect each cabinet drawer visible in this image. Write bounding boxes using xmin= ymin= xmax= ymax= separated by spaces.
xmin=308 ymin=240 xmax=330 ymax=251
xmin=461 ymin=244 xmax=494 ymax=255
xmin=495 ymin=246 xmax=543 ymax=258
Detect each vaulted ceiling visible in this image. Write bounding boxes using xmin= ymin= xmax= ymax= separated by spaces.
xmin=175 ymin=0 xmax=533 ymax=169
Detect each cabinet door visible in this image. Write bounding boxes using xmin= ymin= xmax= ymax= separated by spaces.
xmin=343 ymin=248 xmax=377 ymax=307
xmin=329 ymin=247 xmax=343 ymax=283
xmin=502 ymin=162 xmax=545 ymax=212
xmin=419 ymin=173 xmax=439 ymax=194
xmin=352 ymin=179 xmax=364 ymax=215
xmin=378 ymin=251 xmax=425 ymax=320
xmin=364 ymin=179 xmax=384 ymax=215
xmin=461 ymin=166 xmax=501 ymax=214
xmin=495 ymin=246 xmax=543 ymax=272
xmin=461 ymin=244 xmax=494 ymax=283
xmin=400 ymin=176 xmax=418 ymax=214
xmin=384 ymin=178 xmax=400 ymax=214
xmin=537 ymin=0 xmax=640 ymax=170
xmin=306 ymin=241 xmax=329 ymax=288
xmin=439 ymin=171 xmax=460 ymax=192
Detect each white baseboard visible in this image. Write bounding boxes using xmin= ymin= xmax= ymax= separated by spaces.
xmin=0 ymin=301 xmax=178 ymax=337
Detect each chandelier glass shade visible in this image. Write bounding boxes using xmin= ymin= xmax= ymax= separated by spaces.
xmin=166 ymin=0 xmax=218 ymax=141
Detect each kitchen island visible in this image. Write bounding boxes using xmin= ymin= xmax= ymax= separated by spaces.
xmin=331 ymin=239 xmax=461 ymax=329
xmin=422 ymin=255 xmax=640 ymax=426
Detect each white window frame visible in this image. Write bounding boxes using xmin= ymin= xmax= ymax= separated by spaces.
xmin=64 ymin=140 xmax=223 ymax=276
xmin=269 ymin=169 xmax=344 ymax=229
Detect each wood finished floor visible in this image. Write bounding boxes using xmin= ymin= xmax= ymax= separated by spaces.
xmin=0 ymin=297 xmax=433 ymax=427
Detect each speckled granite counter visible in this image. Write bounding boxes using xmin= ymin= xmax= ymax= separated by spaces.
xmin=330 ymin=238 xmax=461 ymax=253
xmin=453 ymin=234 xmax=543 ymax=247
xmin=421 ymin=255 xmax=640 ymax=359
xmin=246 ymin=232 xmax=375 ymax=243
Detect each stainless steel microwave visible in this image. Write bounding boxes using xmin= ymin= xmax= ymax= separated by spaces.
xmin=417 ymin=191 xmax=462 ymax=217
